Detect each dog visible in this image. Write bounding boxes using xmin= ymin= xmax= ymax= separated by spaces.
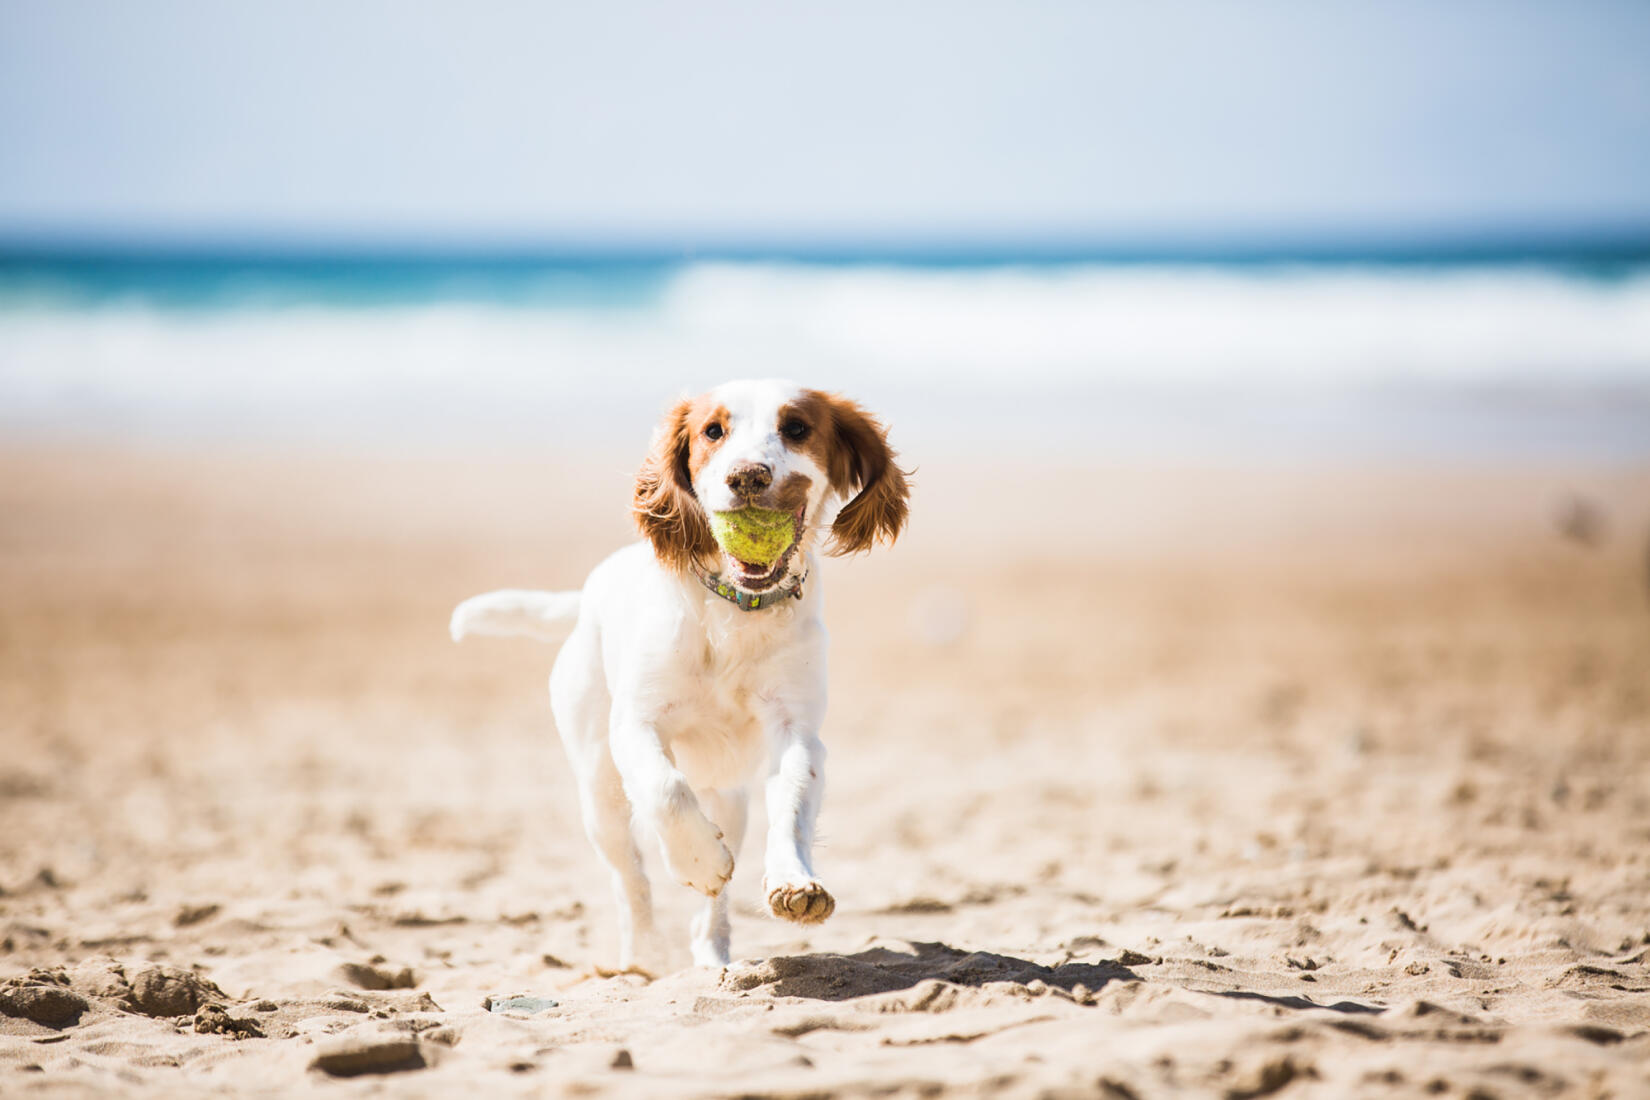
xmin=450 ymin=380 xmax=909 ymax=969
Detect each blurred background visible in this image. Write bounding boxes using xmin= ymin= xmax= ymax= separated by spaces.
xmin=3 ymin=4 xmax=1650 ymax=1094
xmin=3 ymin=0 xmax=1648 ymax=455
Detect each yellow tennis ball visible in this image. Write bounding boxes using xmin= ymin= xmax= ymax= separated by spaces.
xmin=708 ymin=507 xmax=796 ymax=565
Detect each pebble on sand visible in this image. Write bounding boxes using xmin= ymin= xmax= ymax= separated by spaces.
xmin=310 ymin=1035 xmax=429 ymax=1077
xmin=484 ymin=994 xmax=559 ymax=1015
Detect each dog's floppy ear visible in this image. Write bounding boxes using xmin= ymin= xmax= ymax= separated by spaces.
xmin=817 ymin=392 xmax=910 ymax=556
xmin=634 ymin=398 xmax=716 ymax=571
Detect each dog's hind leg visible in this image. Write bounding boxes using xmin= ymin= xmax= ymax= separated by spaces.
xmin=574 ymin=754 xmax=658 ymax=973
xmin=552 ymin=627 xmax=661 ymax=972
xmin=689 ymin=787 xmax=748 ymax=967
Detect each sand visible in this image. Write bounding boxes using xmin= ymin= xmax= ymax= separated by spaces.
xmin=2 ymin=441 xmax=1648 ymax=1098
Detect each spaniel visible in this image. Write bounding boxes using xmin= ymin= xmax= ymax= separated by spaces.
xmin=450 ymin=380 xmax=909 ymax=970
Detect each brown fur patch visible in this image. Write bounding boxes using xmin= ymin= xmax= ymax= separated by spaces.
xmin=770 ymin=473 xmax=814 ymax=512
xmin=683 ymin=401 xmax=730 ymax=481
xmin=632 ymin=398 xmax=718 ymax=571
xmin=788 ymin=391 xmax=911 ymax=555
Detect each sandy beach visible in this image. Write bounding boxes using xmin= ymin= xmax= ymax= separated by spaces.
xmin=2 ymin=441 xmax=1648 ymax=1097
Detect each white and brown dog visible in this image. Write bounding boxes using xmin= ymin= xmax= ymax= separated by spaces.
xmin=451 ymin=379 xmax=908 ymax=969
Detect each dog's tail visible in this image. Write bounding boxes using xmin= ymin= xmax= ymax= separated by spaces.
xmin=449 ymin=589 xmax=582 ymax=644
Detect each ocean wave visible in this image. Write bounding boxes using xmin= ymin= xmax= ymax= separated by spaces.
xmin=662 ymin=263 xmax=1650 ymax=384
xmin=2 ymin=262 xmax=1647 ymax=454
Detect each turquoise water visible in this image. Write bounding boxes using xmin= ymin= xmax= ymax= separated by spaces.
xmin=2 ymin=250 xmax=1647 ymax=459
xmin=4 ymin=243 xmax=1648 ymax=310
xmin=0 ymin=252 xmax=677 ymax=310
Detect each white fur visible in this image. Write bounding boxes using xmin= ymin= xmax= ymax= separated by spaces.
xmin=692 ymin=378 xmax=834 ymax=521
xmin=450 ymin=589 xmax=582 ymax=643
xmin=452 ymin=379 xmax=853 ymax=971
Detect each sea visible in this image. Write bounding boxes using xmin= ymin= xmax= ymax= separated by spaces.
xmin=2 ymin=247 xmax=1648 ymax=462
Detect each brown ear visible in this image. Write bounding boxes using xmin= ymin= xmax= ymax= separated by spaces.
xmin=633 ymin=398 xmax=715 ymax=571
xmin=816 ymin=392 xmax=911 ymax=556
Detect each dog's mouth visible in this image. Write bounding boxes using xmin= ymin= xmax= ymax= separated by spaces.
xmin=723 ymin=508 xmax=806 ymax=592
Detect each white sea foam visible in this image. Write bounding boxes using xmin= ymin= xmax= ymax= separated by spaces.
xmin=3 ymin=262 xmax=1648 ymax=456
xmin=664 ymin=263 xmax=1650 ymax=384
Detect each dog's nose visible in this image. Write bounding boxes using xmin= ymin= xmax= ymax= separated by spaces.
xmin=726 ymin=461 xmax=773 ymax=499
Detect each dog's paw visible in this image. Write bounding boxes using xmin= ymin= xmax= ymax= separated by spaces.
xmin=764 ymin=878 xmax=835 ymax=924
xmin=690 ymin=938 xmax=732 ymax=968
xmin=657 ymin=812 xmax=734 ymax=897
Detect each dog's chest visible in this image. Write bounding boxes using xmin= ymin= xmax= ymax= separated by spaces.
xmin=658 ymin=609 xmax=794 ymax=788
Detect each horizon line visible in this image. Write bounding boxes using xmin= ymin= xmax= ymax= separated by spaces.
xmin=5 ymin=226 xmax=1650 ymax=269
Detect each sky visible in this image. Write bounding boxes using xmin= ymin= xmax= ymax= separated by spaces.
xmin=1 ymin=0 xmax=1649 ymax=249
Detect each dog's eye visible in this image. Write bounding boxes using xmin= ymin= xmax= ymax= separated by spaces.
xmin=781 ymin=419 xmax=808 ymax=441
xmin=704 ymin=423 xmax=724 ymax=441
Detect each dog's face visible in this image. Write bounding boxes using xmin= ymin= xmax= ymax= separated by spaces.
xmin=634 ymin=379 xmax=909 ymax=590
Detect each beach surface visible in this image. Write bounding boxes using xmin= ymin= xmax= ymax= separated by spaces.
xmin=2 ymin=442 xmax=1648 ymax=1097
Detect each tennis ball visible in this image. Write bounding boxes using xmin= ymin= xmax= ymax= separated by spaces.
xmin=708 ymin=507 xmax=796 ymax=565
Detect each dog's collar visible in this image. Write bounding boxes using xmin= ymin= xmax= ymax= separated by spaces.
xmin=692 ymin=565 xmax=807 ymax=611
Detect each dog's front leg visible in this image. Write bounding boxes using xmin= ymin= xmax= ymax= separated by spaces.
xmin=762 ymin=728 xmax=834 ymax=924
xmin=609 ymin=712 xmax=734 ymax=897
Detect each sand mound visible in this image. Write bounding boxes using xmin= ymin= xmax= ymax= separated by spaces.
xmin=0 ymin=971 xmax=89 ymax=1028
xmin=127 ymin=966 xmax=227 ymax=1017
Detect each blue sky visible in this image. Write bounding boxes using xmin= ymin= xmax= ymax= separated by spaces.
xmin=2 ymin=0 xmax=1648 ymax=248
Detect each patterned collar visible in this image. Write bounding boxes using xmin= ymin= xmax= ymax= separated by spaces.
xmin=692 ymin=565 xmax=808 ymax=611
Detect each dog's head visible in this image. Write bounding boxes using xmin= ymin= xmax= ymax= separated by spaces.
xmin=633 ymin=380 xmax=909 ymax=590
